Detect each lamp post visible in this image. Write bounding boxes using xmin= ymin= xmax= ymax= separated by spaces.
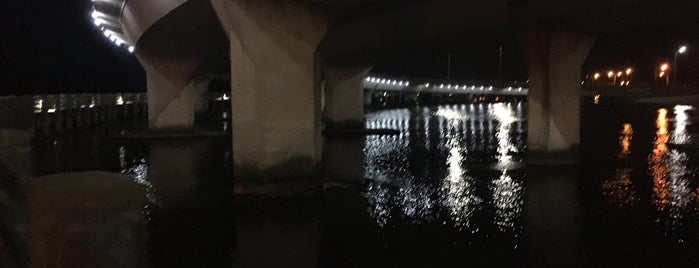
xmin=674 ymin=45 xmax=687 ymax=85
xmin=607 ymin=71 xmax=615 ymax=86
xmin=659 ymin=63 xmax=670 ymax=86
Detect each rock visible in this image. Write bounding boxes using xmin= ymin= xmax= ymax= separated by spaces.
xmin=22 ymin=172 xmax=147 ymax=268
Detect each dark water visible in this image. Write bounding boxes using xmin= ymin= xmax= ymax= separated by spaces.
xmin=10 ymin=101 xmax=699 ymax=267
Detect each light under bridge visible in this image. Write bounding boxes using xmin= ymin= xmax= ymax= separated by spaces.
xmin=363 ymin=76 xmax=529 ymax=96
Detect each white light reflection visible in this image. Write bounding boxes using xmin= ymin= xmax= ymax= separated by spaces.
xmin=492 ymin=103 xmax=517 ymax=166
xmin=672 ymin=105 xmax=694 ymax=145
xmin=490 ymin=103 xmax=524 ymax=232
xmin=649 ymin=108 xmax=693 ymax=233
xmin=363 ymin=104 xmax=527 ymax=234
xmin=438 ymin=106 xmax=481 ymax=228
xmin=122 ymin=158 xmax=157 ymax=205
xmin=367 ymin=183 xmax=392 ymax=227
xmin=441 ymin=137 xmax=480 ymax=228
xmin=492 ymin=170 xmax=523 ymax=232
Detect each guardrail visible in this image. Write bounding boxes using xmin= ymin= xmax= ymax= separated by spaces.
xmin=33 ymin=93 xmax=147 ymax=135
xmin=363 ymin=76 xmax=529 ymax=95
xmin=0 ymin=93 xmax=146 ymax=138
xmin=1 ymin=92 xmax=234 ymax=139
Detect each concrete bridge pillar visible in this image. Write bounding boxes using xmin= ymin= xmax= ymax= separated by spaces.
xmin=322 ymin=65 xmax=371 ymax=130
xmin=139 ymin=56 xmax=211 ymax=129
xmin=210 ymin=0 xmax=330 ymax=181
xmin=519 ymin=25 xmax=595 ymax=155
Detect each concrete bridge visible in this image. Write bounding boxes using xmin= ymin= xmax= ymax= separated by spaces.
xmin=90 ymin=0 xmax=699 ymax=181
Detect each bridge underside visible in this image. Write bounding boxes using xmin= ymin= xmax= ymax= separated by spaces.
xmin=122 ymin=0 xmax=699 ymax=182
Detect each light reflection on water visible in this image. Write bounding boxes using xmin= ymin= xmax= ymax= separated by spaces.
xmin=602 ymin=123 xmax=637 ymax=207
xmin=364 ymin=103 xmax=525 ymax=234
xmin=594 ymin=104 xmax=699 ymax=240
xmin=650 ymin=106 xmax=695 ymax=234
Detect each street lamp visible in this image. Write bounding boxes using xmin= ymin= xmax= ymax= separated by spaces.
xmin=607 ymin=71 xmax=615 ymax=86
xmin=674 ymin=45 xmax=688 ymax=85
xmin=593 ymin=73 xmax=601 ymax=80
xmin=625 ymin=68 xmax=633 ymax=75
xmin=659 ymin=63 xmax=670 ymax=86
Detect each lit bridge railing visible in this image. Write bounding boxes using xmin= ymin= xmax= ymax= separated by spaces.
xmin=31 ymin=93 xmax=147 ymax=134
xmin=363 ymin=76 xmax=529 ymax=96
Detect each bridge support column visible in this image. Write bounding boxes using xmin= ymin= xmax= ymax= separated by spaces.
xmin=520 ymin=26 xmax=595 ymax=157
xmin=322 ymin=65 xmax=371 ymax=130
xmin=211 ymin=0 xmax=330 ymax=182
xmin=140 ymin=56 xmax=210 ymax=129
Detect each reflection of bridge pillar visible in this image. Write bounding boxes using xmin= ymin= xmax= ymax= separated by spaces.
xmin=520 ymin=25 xmax=595 ymax=154
xmin=322 ymin=65 xmax=371 ymax=130
xmin=211 ymin=1 xmax=330 ymax=181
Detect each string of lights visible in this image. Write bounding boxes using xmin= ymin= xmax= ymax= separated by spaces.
xmin=90 ymin=0 xmax=134 ymax=53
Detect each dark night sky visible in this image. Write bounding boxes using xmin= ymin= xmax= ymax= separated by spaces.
xmin=1 ymin=1 xmax=697 ymax=95
xmin=0 ymin=1 xmax=145 ymax=95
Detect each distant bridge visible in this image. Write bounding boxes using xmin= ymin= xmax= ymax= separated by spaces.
xmin=363 ymin=76 xmax=529 ymax=95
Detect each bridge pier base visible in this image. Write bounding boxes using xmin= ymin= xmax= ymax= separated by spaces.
xmin=322 ymin=64 xmax=371 ymax=131
xmin=520 ymin=26 xmax=595 ymax=159
xmin=211 ymin=0 xmax=330 ymax=182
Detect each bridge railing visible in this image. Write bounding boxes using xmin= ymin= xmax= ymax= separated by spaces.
xmin=363 ymin=75 xmax=529 ymax=95
xmin=0 ymin=93 xmax=148 ymax=140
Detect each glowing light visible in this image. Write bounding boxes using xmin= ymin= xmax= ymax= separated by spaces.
xmin=93 ymin=18 xmax=108 ymax=26
xmin=659 ymin=71 xmax=666 ymax=78
xmin=617 ymin=71 xmax=623 ymax=77
xmin=116 ymin=96 xmax=124 ymax=105
xmin=34 ymin=99 xmax=43 ymax=113
xmin=620 ymin=123 xmax=633 ymax=157
xmin=625 ymin=68 xmax=633 ymax=75
xmin=593 ymin=73 xmax=601 ymax=80
xmin=594 ymin=94 xmax=601 ymax=104
xmin=491 ymin=170 xmax=523 ymax=231
xmin=660 ymin=63 xmax=670 ymax=72
xmin=672 ymin=105 xmax=694 ymax=145
xmin=678 ymin=45 xmax=688 ymax=54
xmin=607 ymin=71 xmax=614 ymax=78
xmin=91 ymin=10 xmax=104 ymax=20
